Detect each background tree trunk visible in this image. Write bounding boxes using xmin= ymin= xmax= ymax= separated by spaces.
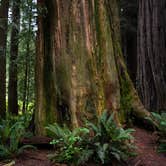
xmin=137 ymin=0 xmax=166 ymax=111
xmin=120 ymin=0 xmax=138 ymax=83
xmin=8 ymin=0 xmax=21 ymax=115
xmin=0 ymin=0 xmax=9 ymax=118
xmin=22 ymin=0 xmax=33 ymax=113
xmin=35 ymin=0 xmax=57 ymax=135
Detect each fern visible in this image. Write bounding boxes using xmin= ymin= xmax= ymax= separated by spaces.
xmin=77 ymin=149 xmax=94 ymax=165
xmin=0 ymin=115 xmax=35 ymax=159
xmin=87 ymin=112 xmax=135 ymax=163
xmin=158 ymin=142 xmax=166 ymax=153
xmin=46 ymin=112 xmax=135 ymax=165
xmin=95 ymin=143 xmax=109 ymax=164
xmin=147 ymin=112 xmax=166 ymax=153
xmin=46 ymin=124 xmax=90 ymax=164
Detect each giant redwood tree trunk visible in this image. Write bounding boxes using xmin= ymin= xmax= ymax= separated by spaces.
xmin=137 ymin=0 xmax=166 ymax=111
xmin=0 ymin=0 xmax=9 ymax=118
xmin=35 ymin=0 xmax=152 ymax=135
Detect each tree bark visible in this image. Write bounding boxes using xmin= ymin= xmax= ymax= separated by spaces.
xmin=35 ymin=0 xmax=154 ymax=135
xmin=8 ymin=0 xmax=21 ymax=115
xmin=35 ymin=0 xmax=57 ymax=135
xmin=137 ymin=0 xmax=166 ymax=111
xmin=0 ymin=0 xmax=9 ymax=118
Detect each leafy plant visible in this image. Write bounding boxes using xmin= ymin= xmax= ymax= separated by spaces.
xmin=147 ymin=112 xmax=166 ymax=153
xmin=46 ymin=124 xmax=90 ymax=165
xmin=0 ymin=115 xmax=35 ymax=159
xmin=86 ymin=112 xmax=135 ymax=164
xmin=46 ymin=112 xmax=135 ymax=165
xmin=151 ymin=112 xmax=166 ymax=134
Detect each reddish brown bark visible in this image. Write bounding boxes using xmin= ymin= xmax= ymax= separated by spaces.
xmin=0 ymin=0 xmax=9 ymax=118
xmin=35 ymin=0 xmax=155 ymax=135
xmin=8 ymin=0 xmax=21 ymax=115
xmin=137 ymin=0 xmax=166 ymax=111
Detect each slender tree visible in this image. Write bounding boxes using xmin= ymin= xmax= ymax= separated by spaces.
xmin=35 ymin=0 xmax=151 ymax=135
xmin=137 ymin=0 xmax=166 ymax=111
xmin=0 ymin=0 xmax=9 ymax=118
xmin=22 ymin=0 xmax=33 ymax=112
xmin=8 ymin=0 xmax=21 ymax=115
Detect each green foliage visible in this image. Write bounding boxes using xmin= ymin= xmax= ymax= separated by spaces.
xmin=147 ymin=112 xmax=166 ymax=153
xmin=46 ymin=124 xmax=90 ymax=165
xmin=7 ymin=109 xmax=33 ymax=130
xmin=86 ymin=112 xmax=135 ymax=164
xmin=158 ymin=142 xmax=166 ymax=153
xmin=0 ymin=114 xmax=35 ymax=159
xmin=151 ymin=112 xmax=166 ymax=134
xmin=46 ymin=112 xmax=135 ymax=165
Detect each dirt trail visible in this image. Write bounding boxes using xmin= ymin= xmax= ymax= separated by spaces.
xmin=128 ymin=127 xmax=166 ymax=166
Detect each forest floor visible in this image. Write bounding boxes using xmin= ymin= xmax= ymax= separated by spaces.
xmin=127 ymin=127 xmax=166 ymax=166
xmin=0 ymin=127 xmax=166 ymax=166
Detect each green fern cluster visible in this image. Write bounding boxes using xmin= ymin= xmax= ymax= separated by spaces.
xmin=86 ymin=112 xmax=135 ymax=163
xmin=0 ymin=115 xmax=35 ymax=159
xmin=148 ymin=112 xmax=166 ymax=153
xmin=46 ymin=112 xmax=135 ymax=165
xmin=46 ymin=124 xmax=90 ymax=165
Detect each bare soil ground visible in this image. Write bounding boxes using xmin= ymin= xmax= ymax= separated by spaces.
xmin=127 ymin=127 xmax=166 ymax=166
xmin=0 ymin=149 xmax=54 ymax=166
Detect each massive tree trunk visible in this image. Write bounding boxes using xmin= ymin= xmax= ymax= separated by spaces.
xmin=35 ymin=0 xmax=152 ymax=135
xmin=8 ymin=0 xmax=21 ymax=115
xmin=0 ymin=0 xmax=9 ymax=118
xmin=137 ymin=0 xmax=166 ymax=111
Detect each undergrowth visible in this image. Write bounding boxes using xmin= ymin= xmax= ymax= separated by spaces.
xmin=147 ymin=112 xmax=166 ymax=153
xmin=0 ymin=113 xmax=35 ymax=159
xmin=46 ymin=112 xmax=136 ymax=165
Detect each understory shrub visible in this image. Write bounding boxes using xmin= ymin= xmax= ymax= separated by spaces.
xmin=46 ymin=112 xmax=135 ymax=165
xmin=0 ymin=114 xmax=35 ymax=159
xmin=147 ymin=112 xmax=166 ymax=153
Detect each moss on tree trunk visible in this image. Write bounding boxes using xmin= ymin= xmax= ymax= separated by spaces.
xmin=35 ymin=0 xmax=155 ymax=135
